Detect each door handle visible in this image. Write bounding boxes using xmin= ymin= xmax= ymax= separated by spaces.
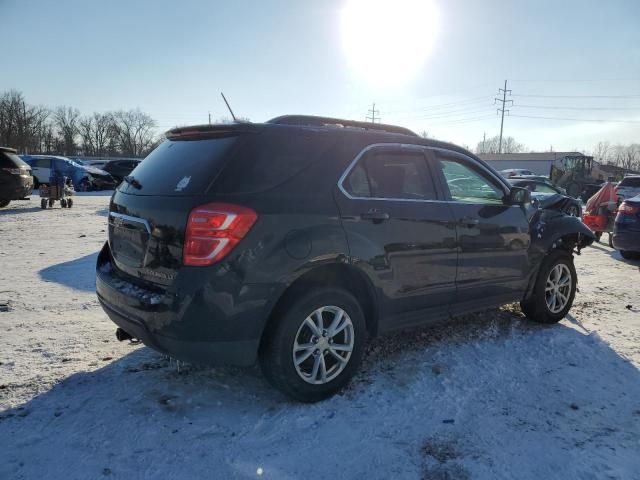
xmin=459 ymin=216 xmax=479 ymax=227
xmin=361 ymin=210 xmax=390 ymax=223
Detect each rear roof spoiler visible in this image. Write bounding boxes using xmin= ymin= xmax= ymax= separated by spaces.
xmin=267 ymin=115 xmax=418 ymax=137
xmin=165 ymin=123 xmax=260 ymax=140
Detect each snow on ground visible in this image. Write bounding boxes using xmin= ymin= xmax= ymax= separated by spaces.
xmin=1 ymin=195 xmax=639 ymax=480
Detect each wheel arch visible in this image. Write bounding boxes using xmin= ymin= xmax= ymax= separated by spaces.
xmin=259 ymin=262 xmax=380 ymax=349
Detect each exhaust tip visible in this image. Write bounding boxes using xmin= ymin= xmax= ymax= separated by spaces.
xmin=115 ymin=328 xmax=133 ymax=342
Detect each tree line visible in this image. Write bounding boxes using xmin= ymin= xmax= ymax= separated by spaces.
xmin=0 ymin=90 xmax=158 ymax=158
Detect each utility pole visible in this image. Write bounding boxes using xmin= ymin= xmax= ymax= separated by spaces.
xmin=366 ymin=103 xmax=380 ymax=123
xmin=495 ymin=80 xmax=513 ymax=154
xmin=482 ymin=132 xmax=486 ymax=154
xmin=208 ymin=112 xmax=211 ymax=125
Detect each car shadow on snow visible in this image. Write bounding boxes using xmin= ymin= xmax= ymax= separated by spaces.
xmin=1 ymin=310 xmax=640 ymax=479
xmin=38 ymin=252 xmax=98 ymax=292
xmin=0 ymin=206 xmax=42 ymax=216
xmin=609 ymin=248 xmax=640 ymax=266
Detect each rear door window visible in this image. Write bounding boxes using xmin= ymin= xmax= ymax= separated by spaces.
xmin=120 ymin=137 xmax=237 ymax=196
xmin=32 ymin=158 xmax=51 ymax=168
xmin=343 ymin=149 xmax=436 ymax=200
xmin=620 ymin=177 xmax=640 ymax=188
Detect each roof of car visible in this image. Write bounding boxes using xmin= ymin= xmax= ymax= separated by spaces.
xmin=22 ymin=155 xmax=73 ymax=161
xmin=165 ymin=115 xmax=478 ymax=159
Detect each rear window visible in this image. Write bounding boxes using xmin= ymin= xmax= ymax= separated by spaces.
xmin=619 ymin=177 xmax=640 ymax=188
xmin=0 ymin=152 xmax=30 ymax=169
xmin=119 ymin=137 xmax=237 ymax=195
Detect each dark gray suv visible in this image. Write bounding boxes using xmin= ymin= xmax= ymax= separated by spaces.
xmin=96 ymin=115 xmax=595 ymax=402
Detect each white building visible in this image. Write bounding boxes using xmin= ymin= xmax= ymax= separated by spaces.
xmin=479 ymin=152 xmax=590 ymax=177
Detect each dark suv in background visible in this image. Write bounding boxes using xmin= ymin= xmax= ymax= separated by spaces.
xmin=0 ymin=147 xmax=33 ymax=208
xmin=96 ymin=116 xmax=594 ymax=402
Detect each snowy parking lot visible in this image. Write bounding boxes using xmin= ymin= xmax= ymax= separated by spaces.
xmin=1 ymin=194 xmax=640 ymax=480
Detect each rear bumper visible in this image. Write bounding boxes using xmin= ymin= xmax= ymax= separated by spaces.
xmin=97 ymin=293 xmax=259 ymax=365
xmin=95 ymin=243 xmax=275 ymax=366
xmin=0 ymin=177 xmax=33 ymax=200
xmin=612 ymin=230 xmax=640 ymax=253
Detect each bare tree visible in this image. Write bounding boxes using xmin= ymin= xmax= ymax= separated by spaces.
xmin=111 ymin=109 xmax=157 ymax=157
xmin=592 ymin=141 xmax=612 ymax=165
xmin=54 ymin=106 xmax=81 ymax=155
xmin=476 ymin=135 xmax=525 ymax=154
xmin=0 ymin=90 xmax=50 ymax=153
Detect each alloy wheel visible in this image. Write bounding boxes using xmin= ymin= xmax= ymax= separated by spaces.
xmin=545 ymin=263 xmax=572 ymax=314
xmin=292 ymin=306 xmax=354 ymax=385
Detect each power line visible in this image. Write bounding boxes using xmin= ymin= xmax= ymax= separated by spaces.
xmin=509 ymin=114 xmax=640 ymax=123
xmin=385 ymin=96 xmax=492 ymax=115
xmin=513 ymin=94 xmax=640 ymax=99
xmin=514 ymin=104 xmax=640 ymax=111
xmin=495 ymin=80 xmax=512 ymax=154
xmin=429 ymin=114 xmax=496 ymax=126
xmin=366 ymin=102 xmax=380 ymax=123
xmin=402 ymin=106 xmax=493 ymax=121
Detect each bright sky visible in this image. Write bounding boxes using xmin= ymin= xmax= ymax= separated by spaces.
xmin=2 ymin=0 xmax=639 ymax=152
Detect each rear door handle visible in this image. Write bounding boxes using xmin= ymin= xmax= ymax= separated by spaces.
xmin=460 ymin=216 xmax=479 ymax=227
xmin=361 ymin=210 xmax=390 ymax=223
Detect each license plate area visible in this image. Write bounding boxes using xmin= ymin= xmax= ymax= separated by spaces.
xmin=109 ymin=213 xmax=151 ymax=268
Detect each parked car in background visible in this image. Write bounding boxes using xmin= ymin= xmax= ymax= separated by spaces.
xmin=22 ymin=155 xmax=116 ymax=191
xmin=101 ymin=159 xmax=141 ymax=183
xmin=96 ymin=115 xmax=594 ymax=402
xmin=0 ymin=147 xmax=33 ymax=208
xmin=77 ymin=159 xmax=108 ymax=169
xmin=612 ymin=194 xmax=640 ymax=260
xmin=615 ymin=175 xmax=640 ymax=201
xmin=508 ymin=174 xmax=556 ymax=186
xmin=509 ymin=178 xmax=581 ymax=216
xmin=500 ymin=168 xmax=535 ymax=178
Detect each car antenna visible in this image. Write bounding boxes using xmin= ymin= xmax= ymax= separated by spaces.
xmin=220 ymin=92 xmax=238 ymax=123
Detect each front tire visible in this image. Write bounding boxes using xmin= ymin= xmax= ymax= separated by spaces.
xmin=260 ymin=287 xmax=367 ymax=402
xmin=620 ymin=250 xmax=640 ymax=260
xmin=521 ymin=250 xmax=577 ymax=324
xmin=0 ymin=199 xmax=10 ymax=208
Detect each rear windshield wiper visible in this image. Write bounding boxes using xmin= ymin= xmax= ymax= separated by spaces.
xmin=123 ymin=175 xmax=142 ymax=189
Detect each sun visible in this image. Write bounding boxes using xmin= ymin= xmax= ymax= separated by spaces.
xmin=341 ymin=0 xmax=440 ymax=86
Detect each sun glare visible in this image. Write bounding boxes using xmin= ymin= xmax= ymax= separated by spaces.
xmin=341 ymin=0 xmax=440 ymax=86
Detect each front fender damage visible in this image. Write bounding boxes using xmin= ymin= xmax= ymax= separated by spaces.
xmin=522 ymin=209 xmax=595 ymax=302
xmin=530 ymin=209 xmax=595 ymax=258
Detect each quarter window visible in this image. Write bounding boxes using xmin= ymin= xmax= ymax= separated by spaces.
xmin=438 ymin=158 xmax=504 ymax=204
xmin=343 ymin=149 xmax=436 ymax=200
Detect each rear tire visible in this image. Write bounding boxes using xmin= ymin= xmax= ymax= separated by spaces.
xmin=40 ymin=199 xmax=47 ymax=209
xmin=620 ymin=250 xmax=640 ymax=260
xmin=0 ymin=199 xmax=10 ymax=208
xmin=594 ymin=231 xmax=602 ymax=242
xmin=67 ymin=198 xmax=73 ymax=208
xmin=521 ymin=250 xmax=577 ymax=324
xmin=260 ymin=287 xmax=367 ymax=402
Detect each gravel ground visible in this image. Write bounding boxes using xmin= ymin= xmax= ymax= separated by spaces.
xmin=1 ymin=194 xmax=639 ymax=480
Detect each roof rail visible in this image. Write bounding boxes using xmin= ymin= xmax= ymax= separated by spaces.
xmin=0 ymin=147 xmax=17 ymax=153
xmin=267 ymin=115 xmax=417 ymax=137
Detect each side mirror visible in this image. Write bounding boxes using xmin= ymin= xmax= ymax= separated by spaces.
xmin=507 ymin=186 xmax=531 ymax=205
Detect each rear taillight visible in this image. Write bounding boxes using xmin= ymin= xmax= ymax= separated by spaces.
xmin=617 ymin=203 xmax=639 ymax=215
xmin=183 ymin=203 xmax=257 ymax=266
